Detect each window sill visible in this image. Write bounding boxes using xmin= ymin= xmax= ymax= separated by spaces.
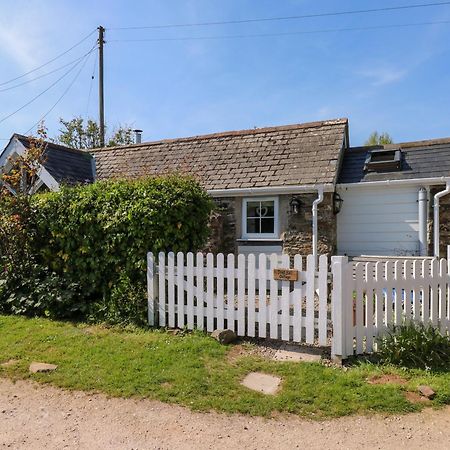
xmin=237 ymin=238 xmax=283 ymax=242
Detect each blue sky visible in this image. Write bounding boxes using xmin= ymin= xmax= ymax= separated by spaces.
xmin=0 ymin=0 xmax=449 ymax=146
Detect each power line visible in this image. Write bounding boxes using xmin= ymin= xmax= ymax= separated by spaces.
xmin=0 ymin=46 xmax=96 ymax=126
xmin=0 ymin=51 xmax=94 ymax=93
xmin=25 ymin=50 xmax=94 ymax=135
xmin=0 ymin=29 xmax=96 ymax=87
xmin=108 ymin=1 xmax=450 ymax=30
xmin=85 ymin=52 xmax=98 ymax=120
xmin=108 ymin=19 xmax=450 ymax=43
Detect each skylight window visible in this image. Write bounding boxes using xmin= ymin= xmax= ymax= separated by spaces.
xmin=364 ymin=148 xmax=402 ymax=172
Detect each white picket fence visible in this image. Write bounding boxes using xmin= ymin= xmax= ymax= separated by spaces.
xmin=332 ymin=256 xmax=450 ymax=358
xmin=147 ymin=252 xmax=450 ymax=359
xmin=147 ymin=252 xmax=330 ymax=345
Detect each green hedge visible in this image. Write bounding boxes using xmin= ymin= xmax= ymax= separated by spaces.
xmin=1 ymin=175 xmax=214 ymax=324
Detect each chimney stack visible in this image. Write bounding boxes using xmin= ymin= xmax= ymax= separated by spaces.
xmin=133 ymin=129 xmax=143 ymax=144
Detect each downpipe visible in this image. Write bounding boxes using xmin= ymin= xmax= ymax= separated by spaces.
xmin=312 ymin=185 xmax=324 ymax=269
xmin=418 ymin=187 xmax=428 ymax=256
xmin=433 ymin=181 xmax=450 ymax=257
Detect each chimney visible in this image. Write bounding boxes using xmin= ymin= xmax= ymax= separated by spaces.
xmin=133 ymin=129 xmax=143 ymax=144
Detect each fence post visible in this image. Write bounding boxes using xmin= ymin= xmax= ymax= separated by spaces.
xmin=147 ymin=252 xmax=158 ymax=326
xmin=331 ymin=256 xmax=349 ymax=362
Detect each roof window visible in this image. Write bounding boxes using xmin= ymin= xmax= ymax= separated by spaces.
xmin=364 ymin=148 xmax=402 ymax=172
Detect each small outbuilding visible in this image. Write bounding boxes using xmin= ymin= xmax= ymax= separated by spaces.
xmin=0 ymin=133 xmax=94 ymax=193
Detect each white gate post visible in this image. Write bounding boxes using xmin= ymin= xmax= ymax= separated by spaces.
xmin=147 ymin=252 xmax=158 ymax=326
xmin=331 ymin=256 xmax=349 ymax=362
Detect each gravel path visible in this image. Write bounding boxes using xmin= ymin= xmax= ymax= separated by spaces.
xmin=0 ymin=378 xmax=449 ymax=449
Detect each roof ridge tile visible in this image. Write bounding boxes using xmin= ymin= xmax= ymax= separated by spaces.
xmin=90 ymin=118 xmax=348 ymax=152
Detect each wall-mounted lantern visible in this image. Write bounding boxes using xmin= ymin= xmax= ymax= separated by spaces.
xmin=333 ymin=192 xmax=344 ymax=214
xmin=289 ymin=197 xmax=302 ymax=215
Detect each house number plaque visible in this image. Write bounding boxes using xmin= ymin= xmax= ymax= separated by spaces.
xmin=273 ymin=268 xmax=298 ymax=281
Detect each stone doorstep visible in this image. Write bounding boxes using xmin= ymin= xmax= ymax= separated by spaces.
xmin=241 ymin=372 xmax=282 ymax=395
xmin=272 ymin=343 xmax=322 ymax=362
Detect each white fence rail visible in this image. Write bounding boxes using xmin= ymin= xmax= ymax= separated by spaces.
xmin=148 ymin=252 xmax=330 ymax=345
xmin=332 ymin=256 xmax=450 ymax=358
xmin=148 ymin=252 xmax=450 ymax=359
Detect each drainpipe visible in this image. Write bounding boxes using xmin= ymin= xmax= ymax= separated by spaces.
xmin=418 ymin=187 xmax=428 ymax=256
xmin=312 ymin=185 xmax=324 ymax=268
xmin=433 ymin=181 xmax=450 ymax=257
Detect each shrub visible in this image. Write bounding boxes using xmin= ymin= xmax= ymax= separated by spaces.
xmin=377 ymin=322 xmax=450 ymax=371
xmin=0 ymin=175 xmax=214 ymax=323
xmin=88 ymin=273 xmax=148 ymax=326
xmin=0 ymin=195 xmax=36 ymax=278
xmin=0 ymin=263 xmax=83 ymax=319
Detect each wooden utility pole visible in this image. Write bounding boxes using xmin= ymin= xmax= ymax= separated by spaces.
xmin=98 ymin=26 xmax=105 ymax=147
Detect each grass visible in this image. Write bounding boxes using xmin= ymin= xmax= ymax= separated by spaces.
xmin=0 ymin=315 xmax=449 ymax=419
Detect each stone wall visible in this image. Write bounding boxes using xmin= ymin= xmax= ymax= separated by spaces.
xmin=203 ymin=197 xmax=237 ymax=254
xmin=204 ymin=193 xmax=336 ymax=256
xmin=281 ymin=192 xmax=336 ymax=256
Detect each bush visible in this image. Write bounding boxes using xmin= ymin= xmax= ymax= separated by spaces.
xmin=0 ymin=195 xmax=36 ymax=278
xmin=88 ymin=273 xmax=148 ymax=326
xmin=0 ymin=175 xmax=214 ymax=323
xmin=377 ymin=322 xmax=450 ymax=371
xmin=0 ymin=263 xmax=83 ymax=319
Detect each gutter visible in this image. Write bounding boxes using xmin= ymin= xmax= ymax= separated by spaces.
xmin=338 ymin=176 xmax=450 ymax=189
xmin=208 ymin=183 xmax=335 ymax=198
xmin=312 ymin=185 xmax=324 ymax=268
xmin=433 ymin=181 xmax=450 ymax=257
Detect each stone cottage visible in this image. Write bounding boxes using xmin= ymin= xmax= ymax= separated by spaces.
xmin=2 ymin=118 xmax=450 ymax=258
xmin=91 ymin=119 xmax=349 ymax=259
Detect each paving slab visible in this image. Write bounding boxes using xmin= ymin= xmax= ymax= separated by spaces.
xmin=272 ymin=344 xmax=322 ymax=362
xmin=241 ymin=372 xmax=281 ymax=395
xmin=0 ymin=359 xmax=19 ymax=367
xmin=29 ymin=362 xmax=58 ymax=373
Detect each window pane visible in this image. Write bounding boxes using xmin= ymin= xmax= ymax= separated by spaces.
xmin=370 ymin=150 xmax=396 ymax=162
xmin=247 ymin=218 xmax=260 ymax=234
xmin=246 ymin=201 xmax=260 ymax=218
xmin=261 ymin=217 xmax=275 ymax=233
xmin=260 ymin=201 xmax=274 ymax=217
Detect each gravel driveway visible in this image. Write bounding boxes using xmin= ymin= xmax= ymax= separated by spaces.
xmin=0 ymin=378 xmax=449 ymax=449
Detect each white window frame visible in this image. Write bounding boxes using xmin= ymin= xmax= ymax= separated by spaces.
xmin=242 ymin=196 xmax=279 ymax=239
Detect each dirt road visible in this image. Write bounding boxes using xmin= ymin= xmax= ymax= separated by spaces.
xmin=0 ymin=378 xmax=449 ymax=449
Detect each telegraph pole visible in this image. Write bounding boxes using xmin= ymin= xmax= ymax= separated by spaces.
xmin=98 ymin=26 xmax=105 ymax=147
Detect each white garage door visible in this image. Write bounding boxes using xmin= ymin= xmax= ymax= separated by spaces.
xmin=337 ymin=185 xmax=420 ymax=256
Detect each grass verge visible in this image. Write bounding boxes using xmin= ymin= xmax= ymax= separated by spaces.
xmin=1 ymin=315 xmax=449 ymax=418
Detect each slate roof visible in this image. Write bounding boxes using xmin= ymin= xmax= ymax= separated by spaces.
xmin=338 ymin=137 xmax=450 ymax=184
xmin=15 ymin=134 xmax=94 ymax=185
xmin=91 ymin=119 xmax=348 ymax=190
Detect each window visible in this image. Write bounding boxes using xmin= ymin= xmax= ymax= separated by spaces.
xmin=364 ymin=148 xmax=402 ymax=172
xmin=242 ymin=197 xmax=279 ymax=239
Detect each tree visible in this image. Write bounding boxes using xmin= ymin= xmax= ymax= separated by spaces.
xmin=365 ymin=131 xmax=394 ymax=146
xmin=0 ymin=123 xmax=48 ymax=196
xmin=0 ymin=125 xmax=48 ymax=282
xmin=56 ymin=117 xmax=134 ymax=149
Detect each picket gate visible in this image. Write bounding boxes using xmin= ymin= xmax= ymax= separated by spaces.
xmin=147 ymin=251 xmax=330 ymax=345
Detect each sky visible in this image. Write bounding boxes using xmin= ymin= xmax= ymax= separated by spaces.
xmin=0 ymin=0 xmax=449 ymax=146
